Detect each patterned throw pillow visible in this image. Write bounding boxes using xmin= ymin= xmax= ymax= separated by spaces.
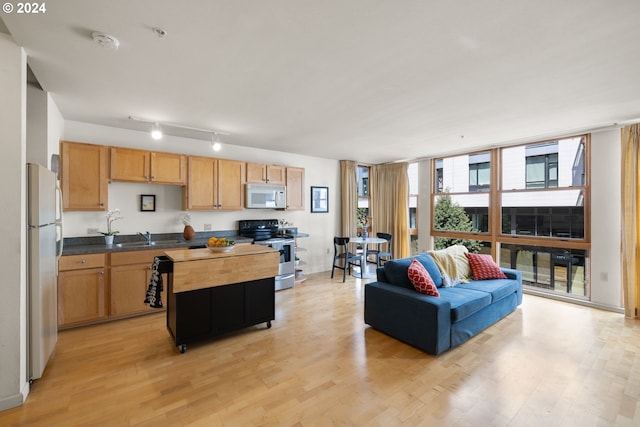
xmin=408 ymin=258 xmax=440 ymax=296
xmin=465 ymin=253 xmax=507 ymax=280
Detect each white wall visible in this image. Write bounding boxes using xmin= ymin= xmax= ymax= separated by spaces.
xmin=589 ymin=129 xmax=622 ymax=309
xmin=63 ymin=121 xmax=341 ymax=274
xmin=47 ymin=93 xmax=64 ymax=170
xmin=0 ymin=34 xmax=28 ymax=410
xmin=26 ymin=84 xmax=47 ymax=166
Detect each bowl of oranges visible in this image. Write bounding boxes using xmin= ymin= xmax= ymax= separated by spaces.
xmin=207 ymin=237 xmax=236 ymax=253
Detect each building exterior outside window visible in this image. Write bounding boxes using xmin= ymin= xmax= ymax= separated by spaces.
xmin=357 ymin=165 xmax=370 ymax=234
xmin=431 ymin=135 xmax=589 ymax=300
xmin=408 ymin=162 xmax=419 ymax=255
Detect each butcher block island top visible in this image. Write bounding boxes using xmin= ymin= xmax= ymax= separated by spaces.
xmin=164 ymin=244 xmax=280 ymax=293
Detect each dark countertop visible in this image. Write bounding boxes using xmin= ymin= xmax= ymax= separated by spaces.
xmin=62 ymin=231 xmax=252 ymax=256
xmin=61 ymin=228 xmax=308 ymax=255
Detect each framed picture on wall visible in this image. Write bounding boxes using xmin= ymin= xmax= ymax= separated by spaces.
xmin=311 ymin=186 xmax=329 ymax=213
xmin=140 ymin=194 xmax=156 ymax=212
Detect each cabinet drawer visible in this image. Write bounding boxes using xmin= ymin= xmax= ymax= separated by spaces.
xmin=110 ymin=248 xmax=179 ymax=266
xmin=59 ymin=253 xmax=105 ymax=271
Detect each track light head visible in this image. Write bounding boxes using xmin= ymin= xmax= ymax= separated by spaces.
xmin=211 ymin=133 xmax=222 ymax=151
xmin=151 ymin=123 xmax=162 ymax=140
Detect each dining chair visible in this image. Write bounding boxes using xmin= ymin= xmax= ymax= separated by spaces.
xmin=331 ymin=237 xmax=363 ymax=282
xmin=368 ymin=232 xmax=393 ymax=266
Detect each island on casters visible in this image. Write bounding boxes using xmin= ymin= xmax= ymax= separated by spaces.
xmin=162 ymin=244 xmax=280 ymax=353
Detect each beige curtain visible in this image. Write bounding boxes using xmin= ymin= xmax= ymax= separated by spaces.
xmin=340 ymin=160 xmax=358 ymax=237
xmin=370 ymin=162 xmax=410 ymax=260
xmin=621 ymin=124 xmax=640 ymax=318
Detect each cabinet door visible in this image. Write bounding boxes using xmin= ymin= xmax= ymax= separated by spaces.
xmin=246 ymin=279 xmax=275 ymax=323
xmin=61 ymin=141 xmax=108 ymax=211
xmin=266 ymin=165 xmax=286 ymax=185
xmin=110 ymin=250 xmax=169 ymax=317
xmin=286 ymin=167 xmax=305 ymax=210
xmin=185 ymin=156 xmax=217 ymax=210
xmin=110 ymin=263 xmax=162 ymax=317
xmin=57 ymin=268 xmax=107 ymax=327
xmin=151 ymin=152 xmax=186 ymax=184
xmin=212 ymin=284 xmax=246 ymax=333
xmin=110 ymin=147 xmax=150 ymax=182
xmin=246 ymin=162 xmax=267 ymax=183
xmin=217 ymin=159 xmax=245 ymax=210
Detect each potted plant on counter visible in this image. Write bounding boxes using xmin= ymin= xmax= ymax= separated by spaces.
xmin=100 ymin=208 xmax=122 ymax=245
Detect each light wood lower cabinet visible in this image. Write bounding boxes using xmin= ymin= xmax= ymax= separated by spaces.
xmin=58 ymin=249 xmax=174 ymax=328
xmin=58 ymin=254 xmax=107 ymax=328
xmin=110 ymin=250 xmax=168 ymax=318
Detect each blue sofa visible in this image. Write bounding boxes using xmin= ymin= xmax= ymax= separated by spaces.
xmin=364 ymin=253 xmax=522 ymax=355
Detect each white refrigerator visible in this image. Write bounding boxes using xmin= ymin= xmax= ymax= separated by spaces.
xmin=27 ymin=163 xmax=62 ymax=381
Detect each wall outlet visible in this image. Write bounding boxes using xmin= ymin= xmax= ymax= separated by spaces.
xmin=204 ymin=224 xmax=212 ymax=231
xmin=87 ymin=227 xmax=99 ymax=234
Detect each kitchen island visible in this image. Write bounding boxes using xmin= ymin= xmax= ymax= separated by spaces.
xmin=163 ymin=244 xmax=279 ymax=353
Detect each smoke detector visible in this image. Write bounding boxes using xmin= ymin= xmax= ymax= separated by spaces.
xmin=92 ymin=32 xmax=120 ymax=50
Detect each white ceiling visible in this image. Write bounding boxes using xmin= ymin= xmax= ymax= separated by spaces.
xmin=3 ymin=0 xmax=640 ymax=164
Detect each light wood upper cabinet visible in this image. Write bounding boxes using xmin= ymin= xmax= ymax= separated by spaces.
xmin=151 ymin=151 xmax=186 ymax=184
xmin=218 ymin=159 xmax=246 ymax=210
xmin=184 ymin=156 xmax=245 ymax=210
xmin=61 ymin=141 xmax=108 ymax=211
xmin=110 ymin=147 xmax=186 ymax=184
xmin=246 ymin=163 xmax=286 ymax=185
xmin=286 ymin=167 xmax=305 ymax=210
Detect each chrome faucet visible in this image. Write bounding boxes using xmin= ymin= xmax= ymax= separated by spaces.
xmin=138 ymin=231 xmax=151 ymax=245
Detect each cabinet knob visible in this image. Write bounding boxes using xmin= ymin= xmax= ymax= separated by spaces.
xmin=144 ymin=175 xmax=148 ymax=180
xmin=151 ymin=176 xmax=156 ymax=180
xmin=80 ymin=259 xmax=86 ymax=264
xmin=99 ymin=271 xmax=104 ymax=276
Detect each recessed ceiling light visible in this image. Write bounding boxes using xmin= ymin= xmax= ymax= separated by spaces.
xmin=92 ymin=32 xmax=120 ymax=50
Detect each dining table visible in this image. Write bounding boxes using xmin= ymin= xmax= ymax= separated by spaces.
xmin=349 ymin=236 xmax=387 ymax=279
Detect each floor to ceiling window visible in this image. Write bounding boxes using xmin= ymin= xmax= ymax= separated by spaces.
xmin=356 ymin=165 xmax=370 ymax=236
xmin=408 ymin=162 xmax=419 ymax=255
xmin=431 ymin=135 xmax=590 ymax=300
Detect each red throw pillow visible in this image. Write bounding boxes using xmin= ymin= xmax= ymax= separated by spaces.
xmin=465 ymin=253 xmax=507 ymax=280
xmin=408 ymin=258 xmax=440 ymax=296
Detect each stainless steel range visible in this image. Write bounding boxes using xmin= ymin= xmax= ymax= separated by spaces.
xmin=238 ymin=219 xmax=295 ymax=291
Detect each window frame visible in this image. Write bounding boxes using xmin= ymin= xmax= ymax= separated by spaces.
xmin=431 ymin=135 xmax=590 ymax=255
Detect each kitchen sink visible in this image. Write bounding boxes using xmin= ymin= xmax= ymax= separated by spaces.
xmin=115 ymin=240 xmax=184 ymax=248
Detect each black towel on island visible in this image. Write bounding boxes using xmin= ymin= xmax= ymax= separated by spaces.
xmin=144 ymin=257 xmax=163 ymax=308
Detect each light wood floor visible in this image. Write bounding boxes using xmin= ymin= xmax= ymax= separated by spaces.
xmin=2 ymin=271 xmax=640 ymax=426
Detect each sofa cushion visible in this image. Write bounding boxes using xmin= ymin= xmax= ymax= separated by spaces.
xmin=438 ymin=287 xmax=492 ymax=322
xmin=408 ymin=258 xmax=440 ymax=296
xmin=383 ymin=253 xmax=443 ymax=290
xmin=463 ymin=278 xmax=519 ymax=303
xmin=465 ymin=253 xmax=507 ymax=280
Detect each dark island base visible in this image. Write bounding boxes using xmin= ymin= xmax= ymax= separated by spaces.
xmin=166 ymin=274 xmax=275 ymax=353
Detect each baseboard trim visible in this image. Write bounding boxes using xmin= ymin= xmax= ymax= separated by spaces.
xmin=523 ymin=289 xmax=625 ymax=314
xmin=0 ymin=385 xmax=27 ymax=412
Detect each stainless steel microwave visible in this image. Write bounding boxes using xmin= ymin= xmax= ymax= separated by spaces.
xmin=246 ymin=183 xmax=287 ymax=209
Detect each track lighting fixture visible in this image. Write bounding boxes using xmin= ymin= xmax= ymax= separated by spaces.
xmin=128 ymin=116 xmax=229 ymax=150
xmin=151 ymin=123 xmax=163 ymax=140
